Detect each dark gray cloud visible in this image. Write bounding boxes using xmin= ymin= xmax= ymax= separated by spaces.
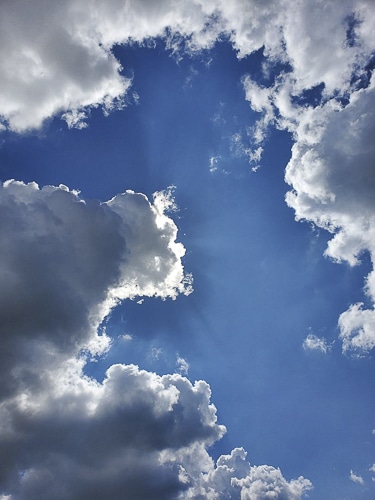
xmin=0 ymin=180 xmax=310 ymax=499
xmin=0 ymin=181 xmax=191 ymax=400
xmin=0 ymin=362 xmax=225 ymax=499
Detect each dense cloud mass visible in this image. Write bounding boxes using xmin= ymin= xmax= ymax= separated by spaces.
xmin=0 ymin=181 xmax=311 ymax=498
xmin=285 ymin=83 xmax=375 ymax=354
xmin=0 ymin=0 xmax=373 ymax=131
xmin=0 ymin=180 xmax=191 ymax=400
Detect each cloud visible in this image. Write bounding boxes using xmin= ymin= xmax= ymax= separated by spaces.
xmin=0 ymin=179 xmax=311 ymax=498
xmin=0 ymin=0 xmax=132 ymax=132
xmin=0 ymin=350 xmax=311 ymax=499
xmin=0 ymin=180 xmax=191 ymax=400
xmin=244 ymin=74 xmax=375 ymax=360
xmin=303 ymin=334 xmax=332 ymax=354
xmin=0 ymin=359 xmax=226 ymax=499
xmin=209 ymin=155 xmax=220 ymax=173
xmin=370 ymin=464 xmax=375 ymax=481
xmin=184 ymin=448 xmax=312 ymax=499
xmin=0 ymin=0 xmax=218 ymax=132
xmin=350 ymin=470 xmax=364 ymax=485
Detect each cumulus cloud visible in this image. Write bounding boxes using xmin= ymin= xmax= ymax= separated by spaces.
xmin=303 ymin=334 xmax=332 ymax=354
xmin=0 ymin=357 xmax=226 ymax=499
xmin=0 ymin=0 xmax=218 ymax=132
xmin=184 ymin=448 xmax=312 ymax=499
xmin=284 ymin=81 xmax=375 ymax=355
xmin=2 ymin=0 xmax=374 ymax=133
xmin=0 ymin=179 xmax=311 ymax=498
xmin=0 ymin=180 xmax=191 ymax=400
xmin=239 ymin=1 xmax=375 ymax=355
xmin=177 ymin=356 xmax=190 ymax=375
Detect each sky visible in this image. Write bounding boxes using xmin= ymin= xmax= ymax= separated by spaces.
xmin=0 ymin=1 xmax=375 ymax=499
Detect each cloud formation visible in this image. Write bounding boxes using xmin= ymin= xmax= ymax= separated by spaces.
xmin=0 ymin=180 xmax=191 ymax=400
xmin=303 ymin=334 xmax=332 ymax=354
xmin=0 ymin=180 xmax=310 ymax=498
xmin=240 ymin=2 xmax=375 ymax=355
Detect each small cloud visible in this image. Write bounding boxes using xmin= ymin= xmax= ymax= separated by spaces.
xmin=176 ymin=355 xmax=189 ymax=375
xmin=303 ymin=333 xmax=332 ymax=354
xmin=369 ymin=464 xmax=375 ymax=481
xmin=209 ymin=155 xmax=220 ymax=173
xmin=136 ymin=298 xmax=144 ymax=305
xmin=349 ymin=470 xmax=364 ymax=485
xmin=119 ymin=334 xmax=132 ymax=342
xmin=183 ymin=65 xmax=199 ymax=89
xmin=211 ymin=102 xmax=226 ymax=126
xmin=61 ymin=109 xmax=88 ymax=129
xmin=151 ymin=347 xmax=163 ymax=360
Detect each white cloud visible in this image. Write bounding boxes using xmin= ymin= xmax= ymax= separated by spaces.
xmin=339 ymin=303 xmax=375 ymax=355
xmin=2 ymin=0 xmax=374 ymax=135
xmin=0 ymin=358 xmax=226 ymax=499
xmin=239 ymin=2 xmax=375 ymax=355
xmin=0 ymin=0 xmax=132 ymax=132
xmin=0 ymin=0 xmax=219 ymax=132
xmin=120 ymin=333 xmax=132 ymax=342
xmin=350 ymin=470 xmax=364 ymax=485
xmin=209 ymin=155 xmax=220 ymax=173
xmin=183 ymin=447 xmax=312 ymax=499
xmin=303 ymin=334 xmax=332 ymax=354
xmin=177 ymin=356 xmax=190 ymax=375
xmin=285 ymin=82 xmax=375 ymax=355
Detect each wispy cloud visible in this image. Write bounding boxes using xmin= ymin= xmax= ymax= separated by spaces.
xmin=350 ymin=470 xmax=364 ymax=485
xmin=303 ymin=334 xmax=332 ymax=354
xmin=0 ymin=179 xmax=311 ymax=498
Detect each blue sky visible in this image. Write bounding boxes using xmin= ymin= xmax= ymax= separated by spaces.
xmin=1 ymin=1 xmax=375 ymax=499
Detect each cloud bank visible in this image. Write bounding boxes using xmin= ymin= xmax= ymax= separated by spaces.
xmin=0 ymin=181 xmax=311 ymax=498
